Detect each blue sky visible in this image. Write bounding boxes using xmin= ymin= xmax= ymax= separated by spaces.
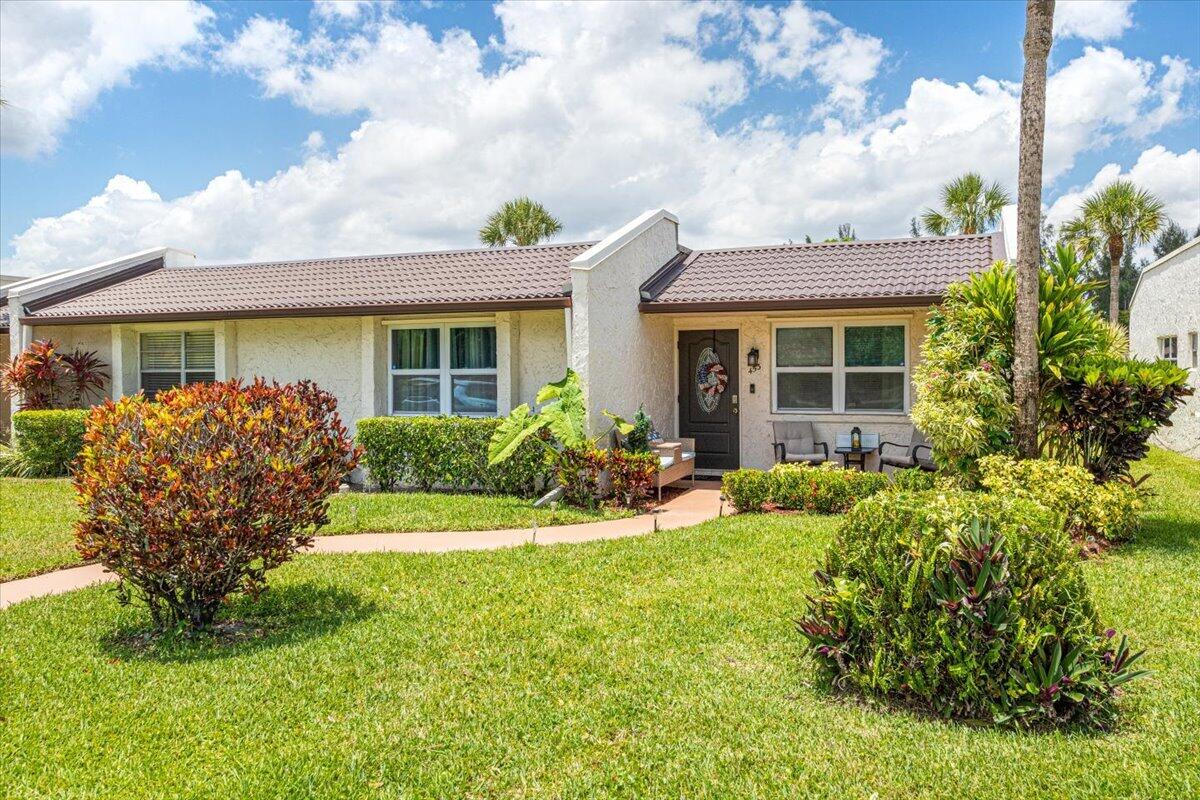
xmin=1 ymin=0 xmax=1197 ymax=274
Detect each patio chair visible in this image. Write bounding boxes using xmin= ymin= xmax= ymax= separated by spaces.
xmin=650 ymin=438 xmax=696 ymax=501
xmin=877 ymin=427 xmax=936 ymax=472
xmin=771 ymin=421 xmax=829 ymax=465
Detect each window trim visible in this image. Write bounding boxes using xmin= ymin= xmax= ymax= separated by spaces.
xmin=137 ymin=328 xmax=216 ymax=394
xmin=1159 ymin=334 xmax=1179 ymax=363
xmin=771 ymin=319 xmax=910 ymax=415
xmin=387 ymin=320 xmax=498 ymax=417
xmin=1188 ymin=331 xmax=1198 ymax=369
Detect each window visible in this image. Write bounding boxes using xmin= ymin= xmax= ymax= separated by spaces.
xmin=773 ymin=322 xmax=907 ymax=413
xmin=1159 ymin=335 xmax=1178 ymax=362
xmin=1190 ymin=332 xmax=1198 ymax=368
xmin=389 ymin=323 xmax=497 ymax=416
xmin=139 ymin=331 xmax=216 ymax=397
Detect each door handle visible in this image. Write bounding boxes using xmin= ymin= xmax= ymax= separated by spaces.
xmin=731 ymin=393 xmax=739 ymax=415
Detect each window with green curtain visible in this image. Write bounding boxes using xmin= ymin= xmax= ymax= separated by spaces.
xmin=844 ymin=325 xmax=905 ymax=367
xmin=391 ymin=328 xmax=439 ymax=370
xmin=450 ymin=327 xmax=496 ymax=369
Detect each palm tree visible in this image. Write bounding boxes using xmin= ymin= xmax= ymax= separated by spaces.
xmin=1012 ymin=0 xmax=1054 ymax=460
xmin=920 ymin=172 xmax=1013 ymax=236
xmin=1060 ymin=180 xmax=1164 ymax=322
xmin=479 ymin=197 xmax=563 ymax=247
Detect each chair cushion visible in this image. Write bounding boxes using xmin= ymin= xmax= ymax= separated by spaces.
xmin=915 ymin=455 xmax=937 ymax=471
xmin=880 ymin=454 xmax=913 ymax=468
xmin=658 ymin=455 xmax=676 ymax=469
xmin=784 ymin=437 xmax=814 ymax=456
xmin=785 ymin=452 xmax=826 ymax=463
xmin=681 ymin=451 xmax=696 ymax=462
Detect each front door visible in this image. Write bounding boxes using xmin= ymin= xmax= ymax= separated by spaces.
xmin=678 ymin=329 xmax=739 ymax=470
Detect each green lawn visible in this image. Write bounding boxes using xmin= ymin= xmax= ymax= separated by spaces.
xmin=0 ymin=480 xmax=629 ymax=581
xmin=2 ymin=449 xmax=1197 ymax=798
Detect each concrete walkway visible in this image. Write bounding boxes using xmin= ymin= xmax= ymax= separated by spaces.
xmin=0 ymin=486 xmax=724 ymax=609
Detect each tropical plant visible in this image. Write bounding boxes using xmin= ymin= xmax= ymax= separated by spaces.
xmin=604 ymin=448 xmax=659 ymax=508
xmin=74 ymin=379 xmax=358 ymax=631
xmin=1060 ymin=180 xmax=1165 ymax=322
xmin=1 ymin=339 xmax=109 ymax=410
xmin=487 ymin=370 xmax=632 ymax=505
xmin=1013 ymin=0 xmax=1053 ymax=459
xmin=1053 ymin=357 xmax=1193 ymax=483
xmin=798 ymin=490 xmax=1145 ymax=728
xmin=623 ymin=406 xmax=657 ymax=453
xmin=479 ymin=196 xmax=563 ymax=247
xmin=919 ymin=172 xmax=1012 ymax=236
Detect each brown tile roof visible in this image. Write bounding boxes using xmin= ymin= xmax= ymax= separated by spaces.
xmin=640 ymin=233 xmax=1004 ymax=311
xmin=25 ymin=243 xmax=594 ymax=323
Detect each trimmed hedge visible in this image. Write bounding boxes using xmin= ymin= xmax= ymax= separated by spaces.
xmin=799 ymin=490 xmax=1144 ymax=728
xmin=357 ymin=416 xmax=552 ymax=496
xmin=10 ymin=409 xmax=88 ymax=477
xmin=977 ymin=455 xmax=1140 ymax=543
xmin=890 ymin=467 xmax=938 ymax=493
xmin=722 ymin=463 xmax=888 ymax=514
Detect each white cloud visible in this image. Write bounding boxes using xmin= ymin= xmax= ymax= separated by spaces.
xmin=743 ymin=1 xmax=887 ymax=115
xmin=1054 ymin=0 xmax=1135 ymax=42
xmin=4 ymin=1 xmax=1197 ymax=275
xmin=0 ymin=0 xmax=213 ymax=157
xmin=1046 ymin=146 xmax=1200 ymax=241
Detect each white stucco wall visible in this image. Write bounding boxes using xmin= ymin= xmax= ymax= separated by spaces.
xmin=236 ymin=316 xmax=364 ymax=432
xmin=514 ymin=309 xmax=568 ymax=406
xmin=31 ymin=323 xmax=116 ymax=400
xmin=1129 ymin=238 xmax=1200 ymax=456
xmin=571 ymin=213 xmax=679 ymax=435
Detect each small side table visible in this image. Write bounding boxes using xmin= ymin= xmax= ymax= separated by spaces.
xmin=834 ymin=446 xmax=872 ymax=470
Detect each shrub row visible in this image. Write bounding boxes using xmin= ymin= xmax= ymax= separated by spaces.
xmin=799 ymin=490 xmax=1144 ymax=728
xmin=722 ymin=462 xmax=890 ymax=514
xmin=357 ymin=416 xmax=553 ymax=496
xmin=977 ymin=455 xmax=1140 ymax=543
xmin=0 ymin=409 xmax=89 ymax=477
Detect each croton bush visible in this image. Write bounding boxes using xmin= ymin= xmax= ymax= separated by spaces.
xmin=977 ymin=455 xmax=1140 ymax=544
xmin=74 ymin=379 xmax=358 ymax=631
xmin=799 ymin=490 xmax=1146 ymax=728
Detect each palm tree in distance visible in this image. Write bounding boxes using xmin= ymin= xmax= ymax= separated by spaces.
xmin=479 ymin=197 xmax=563 ymax=247
xmin=1059 ymin=180 xmax=1164 ymax=322
xmin=920 ymin=172 xmax=1012 ymax=236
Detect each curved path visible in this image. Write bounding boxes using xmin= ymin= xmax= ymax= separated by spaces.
xmin=0 ymin=486 xmax=724 ymax=609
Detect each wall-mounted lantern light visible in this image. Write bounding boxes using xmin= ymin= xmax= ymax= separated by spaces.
xmin=747 ymin=347 xmax=761 ymax=372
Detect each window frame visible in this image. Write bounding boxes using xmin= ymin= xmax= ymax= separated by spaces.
xmin=1159 ymin=335 xmax=1179 ymax=362
xmin=137 ymin=328 xmax=216 ymax=395
xmin=1189 ymin=331 xmax=1198 ymax=369
xmin=387 ymin=320 xmax=498 ymax=417
xmin=771 ymin=319 xmax=910 ymax=415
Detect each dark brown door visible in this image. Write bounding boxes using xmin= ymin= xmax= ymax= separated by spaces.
xmin=678 ymin=329 xmax=739 ymax=470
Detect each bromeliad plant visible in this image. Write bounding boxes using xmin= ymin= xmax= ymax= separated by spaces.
xmin=487 ymin=370 xmax=635 ymax=507
xmin=74 ymin=379 xmax=359 ymax=632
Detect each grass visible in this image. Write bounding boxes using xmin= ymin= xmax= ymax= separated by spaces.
xmin=0 ymin=480 xmax=630 ymax=581
xmin=1 ymin=449 xmax=1197 ymax=798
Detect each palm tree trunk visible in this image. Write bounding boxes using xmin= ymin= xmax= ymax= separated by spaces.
xmin=1013 ymin=0 xmax=1054 ymax=461
xmin=1108 ymin=235 xmax=1123 ymax=323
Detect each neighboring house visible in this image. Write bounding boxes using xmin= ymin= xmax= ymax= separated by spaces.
xmin=1129 ymin=236 xmax=1200 ymax=457
xmin=2 ymin=209 xmax=1004 ymax=471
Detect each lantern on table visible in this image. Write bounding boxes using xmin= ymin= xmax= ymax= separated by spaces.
xmin=851 ymin=426 xmax=862 ymax=450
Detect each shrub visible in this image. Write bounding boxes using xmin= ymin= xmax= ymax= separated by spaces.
xmin=1 ymin=339 xmax=108 ymax=410
xmin=357 ymin=416 xmax=551 ymax=496
xmin=8 ymin=409 xmax=88 ymax=477
xmin=74 ymin=380 xmax=358 ymax=631
xmin=1052 ymin=357 xmax=1193 ymax=483
xmin=977 ymin=455 xmax=1141 ymax=543
xmin=721 ymin=468 xmax=772 ymax=512
xmin=890 ymin=467 xmax=938 ymax=492
xmin=622 ymin=406 xmax=658 ymax=453
xmin=555 ymin=446 xmax=606 ymax=507
xmin=798 ymin=490 xmax=1146 ymax=728
xmin=769 ymin=463 xmax=889 ymax=513
xmin=605 ymin=447 xmax=658 ymax=508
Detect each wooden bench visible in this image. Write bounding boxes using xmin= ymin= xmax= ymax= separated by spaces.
xmin=649 ymin=438 xmax=696 ymax=501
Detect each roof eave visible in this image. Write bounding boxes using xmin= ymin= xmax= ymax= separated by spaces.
xmin=638 ymin=294 xmax=944 ymax=314
xmin=25 ymin=296 xmax=572 ymax=326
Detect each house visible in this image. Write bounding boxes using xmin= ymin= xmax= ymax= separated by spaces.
xmin=2 ymin=209 xmax=1004 ymax=471
xmin=1128 ymin=235 xmax=1200 ymax=456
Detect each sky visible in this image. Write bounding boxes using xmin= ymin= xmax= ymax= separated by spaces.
xmin=1 ymin=0 xmax=1198 ymax=276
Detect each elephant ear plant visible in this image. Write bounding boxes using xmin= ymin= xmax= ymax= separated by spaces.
xmin=487 ymin=369 xmax=634 ymax=507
